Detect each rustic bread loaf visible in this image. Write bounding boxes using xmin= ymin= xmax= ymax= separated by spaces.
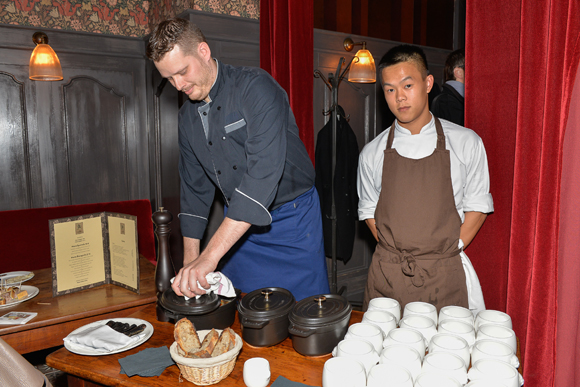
xmin=174 ymin=318 xmax=201 ymax=355
xmin=211 ymin=327 xmax=236 ymax=357
xmin=189 ymin=328 xmax=220 ymax=358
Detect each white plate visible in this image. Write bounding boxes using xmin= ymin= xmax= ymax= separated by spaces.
xmin=0 ymin=271 xmax=34 ymax=285
xmin=0 ymin=285 xmax=39 ymax=309
xmin=64 ymin=318 xmax=154 ymax=356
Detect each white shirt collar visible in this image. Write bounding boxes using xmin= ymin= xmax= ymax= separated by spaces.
xmin=394 ymin=113 xmax=436 ymax=135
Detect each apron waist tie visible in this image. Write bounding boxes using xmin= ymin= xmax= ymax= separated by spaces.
xmin=382 ymin=245 xmax=463 ymax=288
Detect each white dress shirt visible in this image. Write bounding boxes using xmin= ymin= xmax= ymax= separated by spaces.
xmin=357 ymin=114 xmax=494 ymax=222
xmin=356 ymin=114 xmax=494 ymax=315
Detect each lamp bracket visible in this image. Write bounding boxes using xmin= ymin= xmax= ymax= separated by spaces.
xmin=32 ymin=32 xmax=48 ymax=45
xmin=343 ymin=37 xmax=367 ymax=52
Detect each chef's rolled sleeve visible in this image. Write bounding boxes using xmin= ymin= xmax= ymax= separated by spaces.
xmin=357 ymin=132 xmax=386 ymax=221
xmin=357 ymin=157 xmax=381 ymax=220
xmin=461 ymin=136 xmax=494 ymax=214
xmin=225 ymin=76 xmax=288 ymax=226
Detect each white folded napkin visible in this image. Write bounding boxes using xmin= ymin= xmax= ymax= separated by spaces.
xmin=64 ymin=325 xmax=139 ymax=352
xmin=170 ymin=271 xmax=236 ymax=300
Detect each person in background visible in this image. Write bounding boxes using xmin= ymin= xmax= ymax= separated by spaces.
xmin=146 ymin=18 xmax=329 ymax=301
xmin=432 ymin=48 xmax=465 ymax=126
xmin=357 ymin=44 xmax=493 ymax=314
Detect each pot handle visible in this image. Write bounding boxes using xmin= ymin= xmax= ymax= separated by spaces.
xmin=288 ymin=325 xmax=315 ymax=337
xmin=241 ymin=317 xmax=269 ymax=329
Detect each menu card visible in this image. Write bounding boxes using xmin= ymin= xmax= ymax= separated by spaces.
xmin=49 ymin=212 xmax=140 ymax=296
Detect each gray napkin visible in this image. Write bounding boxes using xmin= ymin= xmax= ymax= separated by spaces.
xmin=271 ymin=375 xmax=319 ymax=387
xmin=118 ymin=346 xmax=175 ymax=377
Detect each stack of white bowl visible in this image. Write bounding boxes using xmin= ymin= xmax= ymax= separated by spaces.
xmin=322 ymin=298 xmax=524 ymax=387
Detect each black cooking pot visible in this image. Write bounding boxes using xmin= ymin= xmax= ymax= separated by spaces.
xmin=288 ymin=294 xmax=352 ymax=356
xmin=158 ymin=287 xmax=240 ymax=330
xmin=238 ymin=287 xmax=295 ymax=347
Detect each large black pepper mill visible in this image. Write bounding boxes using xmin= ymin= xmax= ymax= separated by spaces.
xmin=152 ymin=207 xmax=175 ymax=321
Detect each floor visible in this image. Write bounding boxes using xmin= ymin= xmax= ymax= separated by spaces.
xmin=24 ymin=346 xmax=68 ymax=387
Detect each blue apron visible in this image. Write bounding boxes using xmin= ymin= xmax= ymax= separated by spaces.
xmin=220 ymin=186 xmax=330 ymax=301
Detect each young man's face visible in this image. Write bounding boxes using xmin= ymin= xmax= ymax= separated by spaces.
xmin=381 ymin=61 xmax=434 ymax=134
xmin=154 ymin=43 xmax=215 ymax=102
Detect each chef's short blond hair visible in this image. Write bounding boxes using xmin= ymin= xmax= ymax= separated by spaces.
xmin=146 ymin=17 xmax=207 ymax=62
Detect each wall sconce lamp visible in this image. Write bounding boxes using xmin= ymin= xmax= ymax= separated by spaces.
xmin=343 ymin=37 xmax=376 ymax=83
xmin=29 ymin=32 xmax=63 ymax=81
xmin=313 ymin=37 xmax=376 ymax=295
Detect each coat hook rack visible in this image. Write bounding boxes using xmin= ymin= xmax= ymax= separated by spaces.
xmin=314 ymin=56 xmax=358 ymax=296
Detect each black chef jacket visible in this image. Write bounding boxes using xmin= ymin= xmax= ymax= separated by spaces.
xmin=178 ymin=60 xmax=315 ymax=239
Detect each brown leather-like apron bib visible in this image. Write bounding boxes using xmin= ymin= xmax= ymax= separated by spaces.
xmin=363 ymin=118 xmax=468 ymax=312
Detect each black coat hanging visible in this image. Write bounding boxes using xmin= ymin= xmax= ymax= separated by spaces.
xmin=315 ymin=107 xmax=359 ymax=264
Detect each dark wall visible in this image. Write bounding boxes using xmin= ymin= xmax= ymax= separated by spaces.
xmin=315 ymin=0 xmax=457 ymax=50
xmin=0 ymin=25 xmax=150 ymax=211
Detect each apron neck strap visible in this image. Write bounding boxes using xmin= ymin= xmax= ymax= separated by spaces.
xmin=386 ymin=117 xmax=446 ymax=150
xmin=386 ymin=120 xmax=397 ymax=149
xmin=434 ymin=117 xmax=446 ymax=150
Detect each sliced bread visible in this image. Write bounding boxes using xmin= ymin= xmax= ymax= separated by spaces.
xmin=211 ymin=327 xmax=237 ymax=357
xmin=174 ymin=318 xmax=201 ymax=355
xmin=189 ymin=328 xmax=220 ymax=358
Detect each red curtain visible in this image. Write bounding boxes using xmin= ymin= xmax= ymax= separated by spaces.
xmin=466 ymin=1 xmax=580 ymax=386
xmin=556 ymin=65 xmax=580 ymax=386
xmin=259 ymin=0 xmax=315 ymax=162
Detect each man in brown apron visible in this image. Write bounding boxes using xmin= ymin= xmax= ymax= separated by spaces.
xmin=361 ymin=45 xmax=490 ymax=312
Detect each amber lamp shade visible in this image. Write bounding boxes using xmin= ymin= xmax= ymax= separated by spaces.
xmin=343 ymin=38 xmax=376 ymax=83
xmin=348 ymin=49 xmax=376 ymax=83
xmin=29 ymin=32 xmax=63 ymax=81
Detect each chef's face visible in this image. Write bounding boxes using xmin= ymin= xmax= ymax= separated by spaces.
xmin=154 ymin=42 xmax=215 ymax=102
xmin=381 ymin=61 xmax=434 ymax=134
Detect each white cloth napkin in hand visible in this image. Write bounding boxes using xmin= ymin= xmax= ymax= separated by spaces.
xmin=64 ymin=325 xmax=139 ymax=352
xmin=170 ymin=271 xmax=236 ymax=300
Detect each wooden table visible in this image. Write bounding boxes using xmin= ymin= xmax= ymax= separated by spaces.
xmin=46 ymin=303 xmax=364 ymax=387
xmin=0 ymin=257 xmax=157 ymax=354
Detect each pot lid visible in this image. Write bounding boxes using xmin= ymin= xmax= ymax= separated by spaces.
xmin=158 ymin=287 xmax=220 ymax=315
xmin=238 ymin=287 xmax=295 ymax=319
xmin=289 ymin=294 xmax=352 ymax=326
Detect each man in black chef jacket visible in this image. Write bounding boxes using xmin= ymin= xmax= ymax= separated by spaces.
xmin=146 ymin=18 xmax=329 ymax=301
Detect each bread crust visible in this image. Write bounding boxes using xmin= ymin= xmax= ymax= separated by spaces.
xmin=211 ymin=327 xmax=236 ymax=357
xmin=174 ymin=318 xmax=201 ymax=354
xmin=189 ymin=328 xmax=220 ymax=358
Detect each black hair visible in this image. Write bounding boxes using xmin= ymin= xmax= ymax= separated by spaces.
xmin=444 ymin=48 xmax=465 ymax=82
xmin=377 ymin=44 xmax=429 ymax=81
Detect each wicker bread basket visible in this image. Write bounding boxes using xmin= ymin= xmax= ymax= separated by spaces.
xmin=170 ymin=329 xmax=243 ymax=385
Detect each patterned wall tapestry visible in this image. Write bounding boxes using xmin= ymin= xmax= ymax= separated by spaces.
xmin=0 ymin=0 xmax=259 ymax=37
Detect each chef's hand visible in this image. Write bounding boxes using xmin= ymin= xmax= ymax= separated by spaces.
xmin=172 ymin=254 xmax=217 ymax=298
xmin=173 ymin=217 xmax=251 ymax=298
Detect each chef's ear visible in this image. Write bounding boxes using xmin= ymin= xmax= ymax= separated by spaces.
xmin=197 ymin=42 xmax=212 ymax=61
xmin=425 ymin=74 xmax=434 ymax=93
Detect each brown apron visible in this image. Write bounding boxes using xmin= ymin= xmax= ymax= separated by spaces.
xmin=363 ymin=118 xmax=468 ymax=312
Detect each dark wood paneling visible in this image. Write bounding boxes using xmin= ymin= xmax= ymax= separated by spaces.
xmin=63 ymin=77 xmax=128 ymax=204
xmin=0 ymin=24 xmax=150 ymax=210
xmin=0 ymin=71 xmax=30 ymax=210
